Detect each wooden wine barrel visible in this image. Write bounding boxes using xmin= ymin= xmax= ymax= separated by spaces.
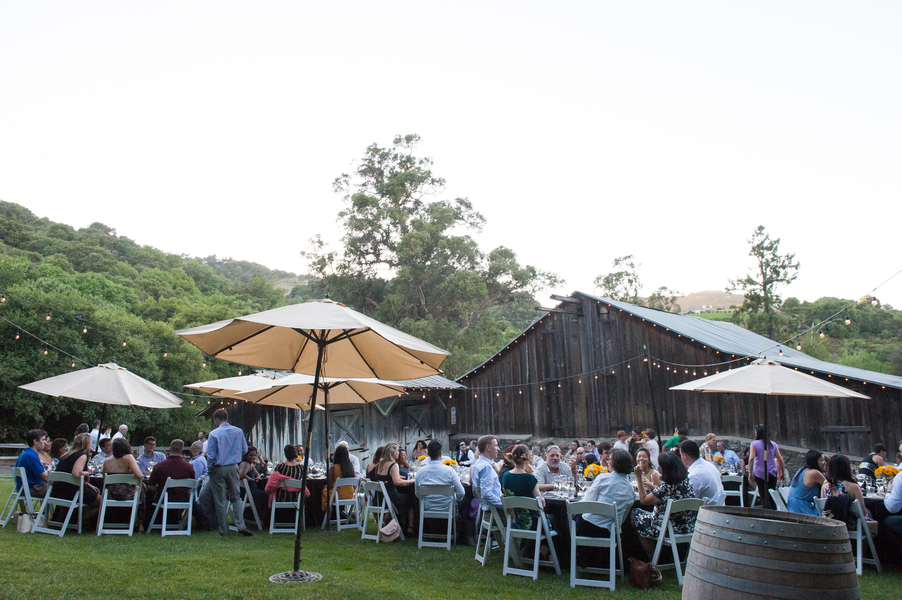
xmin=682 ymin=506 xmax=860 ymax=600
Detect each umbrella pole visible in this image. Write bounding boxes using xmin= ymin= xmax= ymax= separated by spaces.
xmin=322 ymin=390 xmax=332 ymax=532
xmin=762 ymin=394 xmax=770 ymax=509
xmin=293 ymin=340 xmax=325 ymax=573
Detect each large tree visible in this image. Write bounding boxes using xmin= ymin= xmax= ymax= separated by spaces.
xmin=303 ymin=134 xmax=561 ymax=376
xmin=728 ymin=225 xmax=800 ymax=340
xmin=593 ymin=255 xmax=681 ymax=312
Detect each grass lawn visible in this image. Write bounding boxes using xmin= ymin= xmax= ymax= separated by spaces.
xmin=0 ymin=480 xmax=898 ymax=599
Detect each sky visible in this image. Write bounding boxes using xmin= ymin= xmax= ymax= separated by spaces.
xmin=1 ymin=1 xmax=900 ymax=309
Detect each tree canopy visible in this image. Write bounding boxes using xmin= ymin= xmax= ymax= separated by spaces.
xmin=593 ymin=255 xmax=681 ymax=312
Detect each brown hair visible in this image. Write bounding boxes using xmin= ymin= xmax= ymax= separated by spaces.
xmin=60 ymin=433 xmax=90 ymax=462
xmin=477 ymin=435 xmax=496 ymax=454
xmin=283 ymin=444 xmax=297 ymax=461
xmin=504 ymin=444 xmax=531 ymax=468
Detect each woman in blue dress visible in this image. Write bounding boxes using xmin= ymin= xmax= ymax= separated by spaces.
xmin=786 ymin=449 xmax=827 ymax=515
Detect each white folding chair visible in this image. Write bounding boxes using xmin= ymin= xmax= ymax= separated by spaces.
xmin=721 ymin=474 xmax=743 ymax=507
xmin=147 ymin=478 xmax=198 ymax=536
xmin=768 ymin=488 xmax=788 ymax=512
xmin=748 ymin=486 xmax=760 ymax=507
xmin=567 ymin=500 xmax=623 ymax=589
xmin=815 ymin=497 xmax=881 ymax=575
xmin=359 ymin=480 xmax=404 ymax=542
xmin=269 ymin=478 xmax=306 ymax=534
xmin=239 ymin=479 xmax=264 ymax=531
xmin=32 ymin=472 xmax=84 ymax=536
xmin=97 ymin=474 xmax=143 ymax=536
xmin=416 ymin=484 xmax=456 ymax=550
xmin=1 ymin=467 xmax=43 ymax=528
xmin=321 ymin=477 xmax=360 ymax=532
xmin=651 ymin=497 xmax=704 ymax=585
xmin=474 ymin=488 xmax=506 ymax=565
xmin=501 ymin=496 xmax=560 ymax=579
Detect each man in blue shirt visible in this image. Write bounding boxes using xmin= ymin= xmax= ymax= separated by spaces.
xmin=207 ymin=409 xmax=251 ymax=537
xmin=470 ymin=435 xmax=501 ymax=511
xmin=137 ymin=436 xmax=167 ymax=476
xmin=714 ymin=441 xmax=741 ymax=468
xmin=15 ymin=429 xmax=49 ymax=498
xmin=189 ymin=440 xmax=208 ymax=479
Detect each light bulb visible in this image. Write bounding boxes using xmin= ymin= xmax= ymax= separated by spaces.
xmin=45 ymin=313 xmax=51 ymax=321
xmin=71 ymin=362 xmax=75 ymax=367
xmin=819 ymin=330 xmax=825 ymax=339
xmin=797 ymin=343 xmax=802 ymax=351
xmin=163 ymin=351 xmax=167 ymax=358
xmin=14 ymin=331 xmax=19 ymax=340
xmin=82 ymin=326 xmax=87 ymax=334
xmin=44 ymin=348 xmax=48 ymax=355
xmin=779 ymin=347 xmax=783 ymax=357
xmin=122 ymin=340 xmax=127 ymax=347
xmin=238 ymin=370 xmax=242 ymax=376
xmin=845 ymin=317 xmax=851 ymax=325
xmin=1 ymin=294 xmax=5 ymax=302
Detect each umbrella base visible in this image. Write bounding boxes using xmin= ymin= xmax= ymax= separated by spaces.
xmin=269 ymin=571 xmax=323 ymax=584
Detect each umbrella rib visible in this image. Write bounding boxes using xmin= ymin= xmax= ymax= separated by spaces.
xmin=209 ymin=325 xmax=275 ymax=357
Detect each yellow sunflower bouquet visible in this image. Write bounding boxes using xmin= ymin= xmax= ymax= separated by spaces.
xmin=443 ymin=458 xmax=458 ymax=467
xmin=875 ymin=465 xmax=900 ymax=479
xmin=584 ymin=464 xmax=603 ymax=480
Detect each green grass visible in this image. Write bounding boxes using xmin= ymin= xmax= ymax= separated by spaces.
xmin=0 ymin=479 xmax=899 ymax=599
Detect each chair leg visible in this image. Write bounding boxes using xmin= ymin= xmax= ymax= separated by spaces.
xmin=543 ymin=519 xmax=561 ymax=576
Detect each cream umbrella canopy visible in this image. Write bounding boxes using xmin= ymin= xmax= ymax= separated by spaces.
xmin=670 ymin=358 xmax=869 ymax=507
xmin=19 ymin=362 xmax=183 ymax=409
xmin=175 ymin=298 xmax=448 ymax=581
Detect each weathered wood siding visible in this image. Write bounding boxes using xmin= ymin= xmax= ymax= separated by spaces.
xmin=454 ymin=294 xmax=901 ymax=457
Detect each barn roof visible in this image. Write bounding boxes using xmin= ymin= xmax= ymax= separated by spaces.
xmin=458 ymin=291 xmax=902 ymax=391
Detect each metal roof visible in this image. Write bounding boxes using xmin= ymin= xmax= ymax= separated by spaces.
xmin=583 ymin=292 xmax=902 ymax=391
xmin=457 ymin=291 xmax=902 ymax=391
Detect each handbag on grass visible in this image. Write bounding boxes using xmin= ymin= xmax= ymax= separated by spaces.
xmin=379 ymin=518 xmax=401 ymax=542
xmin=17 ymin=512 xmax=45 ymax=534
xmin=628 ymin=557 xmax=663 ymax=589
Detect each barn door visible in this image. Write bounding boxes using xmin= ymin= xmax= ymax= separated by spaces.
xmin=404 ymin=403 xmax=433 ymax=448
xmin=330 ymin=408 xmax=365 ymax=451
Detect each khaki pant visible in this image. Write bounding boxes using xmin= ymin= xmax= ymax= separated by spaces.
xmin=208 ymin=464 xmax=246 ymax=535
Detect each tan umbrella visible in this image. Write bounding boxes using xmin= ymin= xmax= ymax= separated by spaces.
xmin=184 ymin=372 xmax=280 ymax=399
xmin=671 ymin=358 xmax=868 ymax=507
xmin=175 ymin=297 xmax=448 ymax=581
xmin=234 ymin=374 xmax=405 ymax=408
xmin=20 ymin=362 xmax=183 ymax=409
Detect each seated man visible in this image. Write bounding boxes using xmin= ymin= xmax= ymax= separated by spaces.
xmin=882 ymin=441 xmax=902 ymax=556
xmin=15 ymin=429 xmax=49 ymax=499
xmin=337 ymin=441 xmax=360 ymax=476
xmin=576 ymin=449 xmax=636 ymax=566
xmin=714 ymin=441 xmax=740 ymax=468
xmin=531 ymin=445 xmax=545 ymax=470
xmin=534 ymin=445 xmax=566 ymax=491
xmin=680 ymin=439 xmax=724 ymax=506
xmin=470 ymin=435 xmax=502 ymax=511
xmin=136 ymin=436 xmax=166 ymax=476
xmin=416 ymin=440 xmax=465 ymax=517
xmin=700 ymin=433 xmax=717 ymax=462
xmin=145 ymin=439 xmax=197 ymax=530
xmin=92 ymin=438 xmax=114 ymax=467
xmin=456 ymin=442 xmax=470 ymax=465
xmin=574 ymin=447 xmax=588 ymax=472
xmin=189 ymin=440 xmax=208 ymax=479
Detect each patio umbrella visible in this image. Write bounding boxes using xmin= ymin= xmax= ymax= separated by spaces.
xmin=20 ymin=362 xmax=183 ymax=451
xmin=670 ymin=358 xmax=868 ymax=506
xmin=175 ymin=298 xmax=448 ymax=581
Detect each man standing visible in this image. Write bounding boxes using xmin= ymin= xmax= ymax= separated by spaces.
xmin=92 ymin=438 xmax=114 ymax=467
xmin=470 ymin=435 xmax=502 ymax=511
xmin=337 ymin=441 xmax=360 ymax=476
xmin=136 ymin=436 xmax=166 ymax=476
xmin=15 ymin=429 xmax=49 ymax=499
xmin=416 ymin=440 xmax=465 ymax=515
xmin=534 ymin=445 xmax=566 ymax=491
xmin=145 ymin=439 xmax=196 ymax=530
xmin=680 ymin=440 xmax=724 ymax=506
xmin=714 ymin=441 xmax=740 ymax=468
xmin=206 ymin=409 xmax=252 ymax=537
xmin=90 ymin=420 xmax=110 ymax=452
xmin=112 ymin=424 xmax=128 ymax=441
xmin=700 ymin=433 xmax=717 ymax=462
xmin=189 ymin=440 xmax=208 ymax=479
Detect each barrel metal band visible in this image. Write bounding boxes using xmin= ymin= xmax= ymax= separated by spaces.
xmin=698 ymin=515 xmax=847 ymax=541
xmin=693 ymin=525 xmax=852 ymax=554
xmin=684 ymin=563 xmax=861 ymax=600
xmin=690 ymin=538 xmax=858 ymax=574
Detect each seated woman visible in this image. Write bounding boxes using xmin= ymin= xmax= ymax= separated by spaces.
xmin=397 ymin=449 xmax=412 ymax=479
xmin=272 ymin=445 xmax=304 ymax=499
xmin=324 ymin=445 xmax=356 ymax=515
xmin=411 ymin=440 xmax=428 ymax=462
xmin=374 ymin=442 xmax=416 ymax=535
xmin=49 ymin=438 xmax=68 ymax=469
xmin=239 ymin=446 xmax=269 ymax=521
xmin=577 ymin=449 xmax=636 ymax=566
xmin=634 ymin=448 xmax=661 ymax=493
xmin=366 ymin=446 xmax=385 ymax=480
xmin=499 ymin=444 xmax=545 ymax=530
xmin=822 ymin=454 xmax=873 ymax=521
xmin=37 ymin=433 xmax=54 ymax=473
xmin=53 ymin=432 xmax=101 ymax=522
xmin=787 ymin=450 xmax=827 ymax=515
xmin=631 ymin=452 xmax=697 ymax=557
xmin=103 ymin=437 xmax=145 ymax=529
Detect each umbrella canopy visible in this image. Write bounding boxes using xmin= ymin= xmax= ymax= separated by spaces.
xmin=19 ymin=363 xmax=183 ymax=408
xmin=670 ymin=358 xmax=870 ymax=398
xmin=184 ymin=372 xmax=280 ymax=399
xmin=174 ymin=298 xmax=449 ymax=379
xmin=234 ymin=374 xmax=406 ymax=408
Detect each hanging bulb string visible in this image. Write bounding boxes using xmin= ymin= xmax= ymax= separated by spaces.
xmin=0 ymin=315 xmax=95 ymax=367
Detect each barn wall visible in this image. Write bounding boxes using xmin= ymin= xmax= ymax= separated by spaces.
xmin=456 ymin=295 xmax=902 ymax=457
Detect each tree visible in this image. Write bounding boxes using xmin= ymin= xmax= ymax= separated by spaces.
xmin=593 ymin=255 xmax=681 ymax=312
xmin=728 ymin=225 xmax=800 ymax=340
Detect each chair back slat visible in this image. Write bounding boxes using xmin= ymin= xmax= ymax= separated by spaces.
xmin=418 ymin=484 xmax=454 ymax=497
xmin=567 ymin=500 xmax=616 ymax=519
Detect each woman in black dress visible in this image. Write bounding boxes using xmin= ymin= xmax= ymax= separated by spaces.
xmin=374 ymin=442 xmax=416 ymax=535
xmin=54 ymin=432 xmax=101 ymax=522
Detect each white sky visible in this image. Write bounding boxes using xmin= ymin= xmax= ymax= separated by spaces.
xmin=1 ymin=1 xmax=900 ymax=309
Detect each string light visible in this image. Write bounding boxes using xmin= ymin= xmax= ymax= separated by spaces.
xmin=45 ymin=312 xmax=51 ymax=321
xmin=82 ymin=326 xmax=87 ymax=334
xmin=43 ymin=348 xmax=48 ymax=355
xmin=1 ymin=294 xmax=5 ymax=302
xmin=845 ymin=316 xmax=851 ymax=325
xmin=797 ymin=343 xmax=802 ymax=351
xmin=778 ymin=346 xmax=783 ymax=357
xmin=202 ymin=359 xmax=206 ymax=368
xmin=122 ymin=339 xmax=127 ymax=347
xmin=819 ymin=330 xmax=825 ymax=339
xmin=14 ymin=330 xmax=19 ymax=340
xmin=163 ymin=351 xmax=167 ymax=358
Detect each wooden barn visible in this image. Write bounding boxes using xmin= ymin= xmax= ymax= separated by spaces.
xmin=202 ymin=375 xmax=462 ymax=465
xmin=450 ymin=291 xmax=902 ymax=457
